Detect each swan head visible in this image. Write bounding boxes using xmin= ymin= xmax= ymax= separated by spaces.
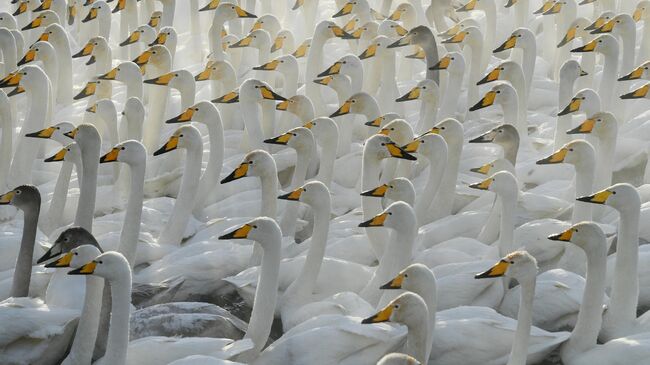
xmin=99 ymin=61 xmax=141 ymax=82
xmin=548 ymin=221 xmax=607 ymax=257
xmin=73 ymin=36 xmax=109 ymax=65
xmin=560 ymin=59 xmax=589 ymax=82
xmin=494 ymin=27 xmax=533 ymax=53
xmin=618 ymin=61 xmax=650 ymax=81
xmin=271 ymin=30 xmax=294 ymax=54
xmin=25 ymin=121 xmax=75 ymax=143
xmin=566 ymin=111 xmax=616 ymax=136
xmin=68 ymin=251 xmax=131 ymax=282
xmin=362 ymin=292 xmax=428 ymax=330
xmin=377 ymin=20 xmax=408 ymax=39
xmin=291 ymin=38 xmax=311 ymax=58
xmin=22 ymin=10 xmax=59 ymax=31
xmin=278 ymin=180 xmax=330 ymax=209
xmin=477 ymin=61 xmax=523 ymax=86
xmin=253 ymin=54 xmax=298 ymax=74
xmin=234 ymin=78 xmax=286 ymax=103
xmin=381 ymin=263 xmax=435 ymax=293
xmin=229 ymin=29 xmax=271 ymax=50
xmin=441 ymin=25 xmax=482 ymax=47
xmin=0 ymin=12 xmax=17 ymax=29
xmin=221 ymin=149 xmax=276 ymax=183
xmin=315 ymin=20 xmax=355 ymax=40
xmin=17 ymin=40 xmax=54 ymax=66
xmin=303 ymin=117 xmax=338 ymax=142
xmin=359 ymin=35 xmax=392 ymax=60
xmin=359 ymin=200 xmax=416 ymax=231
xmin=330 ymin=92 xmax=378 ymax=118
xmin=421 ymin=118 xmax=463 ymax=146
xmin=634 ymin=1 xmax=649 ymax=22
xmin=558 ymin=17 xmax=592 ymax=47
xmin=82 ymin=1 xmax=109 ymax=23
xmin=469 ymin=171 xmax=518 ymax=198
xmin=195 ymin=59 xmax=235 ymax=81
xmin=396 ymin=79 xmax=439 ymax=103
xmin=318 ymin=54 xmax=362 ymax=78
xmin=571 ymin=34 xmax=618 ymax=55
xmin=147 ymin=11 xmax=163 ymax=29
xmin=219 ymin=217 xmax=281 ymax=247
xmin=537 ymin=140 xmax=596 ymax=168
xmin=45 ymin=141 xmax=81 ymax=164
xmin=388 ymin=25 xmax=433 ymax=48
xmin=388 ymin=2 xmax=416 ymax=22
xmin=470 ymin=158 xmax=515 ymax=176
xmin=591 ymin=14 xmax=634 ymax=36
xmin=100 ymin=140 xmax=146 ymax=166
xmin=153 ymin=125 xmax=201 ymax=156
xmin=361 ymin=177 xmax=416 ymax=208
xmin=558 ymin=88 xmax=600 ymax=116
xmin=401 ymin=133 xmax=448 ymax=164
xmin=365 ymin=112 xmax=401 ymax=128
xmin=429 ymin=51 xmax=465 ymax=74
xmin=313 ymin=73 xmax=350 ymax=93
xmin=583 ymin=10 xmax=615 ymax=32
xmin=49 ymin=244 xmax=103 ymax=270
xmin=149 ymin=26 xmax=177 ymax=48
xmin=378 ymin=119 xmax=414 ymax=145
xmin=363 ymin=134 xmax=417 ymax=161
xmin=350 ymin=21 xmax=378 ymax=41
xmin=145 ymin=69 xmax=192 ymax=88
xmin=577 ymin=183 xmax=640 ymax=212
xmin=0 ymin=65 xmax=46 ymax=90
xmin=134 ymin=45 xmax=171 ymax=69
xmin=250 ymin=14 xmax=281 ymax=37
xmin=122 ymin=97 xmax=145 ymax=125
xmin=475 ymin=251 xmax=538 ymax=282
xmin=377 ymin=353 xmax=420 ymax=365
xmin=87 ymin=98 xmax=116 ymax=121
xmin=333 ymin=0 xmax=370 ymax=18
xmin=469 ymin=82 xmax=518 ymax=112
xmin=0 ymin=185 xmax=40 ymax=212
xmin=438 ymin=17 xmax=480 ymax=38
xmin=276 ymin=95 xmax=315 ymax=122
xmin=39 ymin=226 xmax=101 ymax=264
xmin=264 ymin=127 xmax=315 ymax=154
xmin=167 ymin=100 xmax=219 ymax=125
xmin=210 ymin=3 xmax=256 ymax=19
xmin=120 ymin=25 xmax=156 ymax=46
xmin=620 ymin=82 xmax=650 ymax=100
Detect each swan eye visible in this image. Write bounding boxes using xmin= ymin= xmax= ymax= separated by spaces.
xmin=67 ymin=148 xmax=70 ymax=151
xmin=451 ymin=57 xmax=455 ymax=60
xmin=194 ymin=108 xmax=199 ymax=111
xmin=56 ymin=127 xmax=60 ymax=130
xmin=121 ymin=147 xmax=125 ymax=150
xmin=74 ymin=252 xmax=78 ymax=255
xmin=248 ymin=161 xmax=253 ymax=164
xmin=252 ymin=225 xmax=257 ymax=229
xmin=381 ymin=143 xmax=385 ymax=146
xmin=569 ymin=148 xmax=573 ymax=151
xmin=98 ymin=260 xmax=103 ymax=264
xmin=292 ymin=133 xmax=297 ymax=136
xmin=117 ymin=68 xmax=120 ymax=71
xmin=422 ymin=86 xmax=426 ymax=89
xmin=174 ymin=74 xmax=178 ymax=77
xmin=388 ymin=212 xmax=392 ymax=215
xmin=403 ymin=274 xmax=408 ymax=278
xmin=179 ymin=134 xmax=184 ymax=137
xmin=612 ymin=191 xmax=616 ymax=194
xmin=394 ymin=304 xmax=399 ymax=309
xmin=509 ymin=260 xmax=515 ymax=264
xmin=280 ymin=60 xmax=284 ymax=63
xmin=15 ymin=190 xmax=21 ymax=195
xmin=441 ymin=127 xmax=445 ymax=130
xmin=389 ymin=185 xmax=393 ymax=189
xmin=496 ymin=90 xmax=501 ymax=94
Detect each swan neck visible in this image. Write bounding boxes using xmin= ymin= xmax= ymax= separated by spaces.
xmin=194 ymin=117 xmax=224 ymax=213
xmin=498 ymin=192 xmax=516 ymax=257
xmin=572 ymin=163 xmax=595 ymax=223
xmin=291 ymin=200 xmax=330 ymax=298
xmin=11 ymin=204 xmax=40 ymax=297
xmin=75 ymin=140 xmax=99 ymax=232
xmin=406 ymin=310 xmax=430 ymax=364
xmin=507 ymin=275 xmax=535 ymax=365
xmin=67 ymin=276 xmax=104 ymax=364
xmin=103 ymin=274 xmax=131 ymax=365
xmin=119 ymin=161 xmax=145 ymax=267
xmin=260 ymin=172 xmax=278 ymax=219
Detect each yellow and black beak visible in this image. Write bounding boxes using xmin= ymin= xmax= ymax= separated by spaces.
xmin=25 ymin=126 xmax=56 ymax=139
xmin=456 ymin=0 xmax=477 ymax=12
xmin=361 ymin=184 xmax=388 ymax=197
xmin=291 ymin=0 xmax=304 ymax=10
xmin=291 ymin=41 xmax=310 ymax=58
xmin=132 ymin=50 xmax=152 ymax=67
xmin=13 ymin=1 xmax=28 ymax=16
xmin=365 ymin=116 xmax=383 ymax=127
xmin=469 ymin=129 xmax=495 ymax=143
xmin=429 ymin=56 xmax=451 ymax=70
xmin=359 ymin=212 xmax=389 ymax=227
xmin=44 ymin=251 xmax=74 ymax=268
xmin=253 ymin=59 xmax=280 ymax=71
xmin=86 ymin=103 xmax=97 ymax=113
xmin=401 ymin=139 xmax=421 ymax=153
xmin=620 ymin=84 xmax=649 ymax=99
xmin=387 ymin=34 xmax=412 ymax=48
xmin=148 ymin=14 xmax=161 ymax=28
xmin=633 ymin=7 xmax=645 ymax=22
xmin=359 ymin=45 xmax=378 ymax=60
xmin=100 ymin=147 xmax=120 ymax=163
xmin=342 ymin=17 xmax=358 ymax=32
xmin=557 ymin=97 xmax=581 ymax=116
xmin=361 ymin=303 xmax=393 ymax=324
xmin=120 ymin=30 xmax=141 ymax=46
xmin=64 ymin=128 xmax=78 ymax=139
xmin=386 ymin=142 xmax=417 ymax=160
xmin=195 ymin=63 xmax=214 ymax=81
xmin=576 ymin=189 xmax=612 ymax=204
xmin=0 ymin=190 xmax=15 ymax=205
xmin=571 ymin=40 xmax=597 ymax=53
xmin=533 ymin=0 xmax=554 ymax=14
xmin=542 ymin=1 xmax=562 ymax=15
xmin=271 ymin=36 xmax=284 ymax=53
xmin=17 ymin=49 xmax=36 ymax=66
xmin=99 ymin=67 xmax=118 ymax=80
xmin=144 ymin=72 xmax=175 ymax=85
xmin=278 ymin=187 xmax=304 ymax=201
xmin=475 ymin=259 xmax=509 ymax=279
xmin=591 ymin=19 xmax=615 ymax=34
xmin=112 ymin=0 xmax=126 ymax=13
xmin=548 ymin=227 xmax=573 ymax=242
xmin=73 ymin=41 xmax=94 ymax=58
xmin=260 ymin=86 xmax=286 ymax=101
xmin=167 ymin=107 xmax=194 ymax=124
xmin=22 ymin=15 xmax=44 ymax=30
xmin=469 ymin=177 xmax=493 ymax=190
xmin=73 ymin=81 xmax=97 ymax=100
xmin=68 ymin=261 xmax=97 ymax=275
xmin=477 ymin=67 xmax=501 ymax=85
xmin=504 ymin=0 xmax=517 ymax=8
xmin=557 ymin=27 xmax=577 ymax=48
xmin=230 ymin=35 xmax=253 ymax=48
xmin=407 ymin=47 xmax=426 ymax=60
xmin=442 ymin=32 xmax=467 ymax=44
xmin=198 ymin=0 xmax=220 ymax=12
xmin=221 ymin=162 xmax=249 ymax=184
xmin=537 ymin=148 xmax=568 ymax=164
xmin=584 ymin=15 xmax=607 ymax=31
xmin=8 ymin=86 xmax=24 ymax=97
xmin=395 ymin=87 xmax=420 ymax=102
xmin=219 ymin=223 xmax=253 ymax=240
xmin=469 ymin=91 xmax=497 ymax=111
xmin=318 ymin=62 xmax=343 ymax=77
xmin=153 ymin=135 xmax=179 ymax=156
xmin=264 ymin=132 xmax=293 ymax=145
xmin=618 ymin=66 xmax=646 ymax=81
xmin=276 ymin=100 xmax=290 ymax=111
xmin=233 ymin=6 xmax=257 ymax=18
xmin=149 ymin=32 xmax=168 ymax=46
xmin=313 ymin=76 xmax=333 ymax=86
xmin=212 ymin=90 xmax=240 ymax=104
xmin=330 ymin=100 xmax=352 ymax=117
xmin=470 ymin=162 xmax=493 ymax=175
xmin=380 ymin=273 xmax=404 ymax=289
xmin=44 ymin=147 xmax=68 ymax=162
xmin=566 ymin=118 xmax=595 ymax=134
xmin=68 ymin=4 xmax=76 ymax=25
xmin=0 ymin=72 xmax=22 ymax=88
xmin=494 ymin=35 xmax=516 ymax=53
xmin=333 ymin=2 xmax=354 ymax=17
xmin=82 ymin=7 xmax=98 ymax=23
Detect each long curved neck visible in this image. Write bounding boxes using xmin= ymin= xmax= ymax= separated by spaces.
xmin=66 ymin=275 xmax=104 ymax=365
xmin=422 ymin=38 xmax=440 ymax=83
xmin=419 ymin=96 xmax=438 ymax=133
xmin=521 ymin=40 xmax=536 ymax=94
xmin=194 ymin=117 xmax=224 ymax=214
xmin=375 ymin=222 xmax=417 ymax=308
xmin=497 ymin=191 xmax=516 ymax=257
xmin=0 ymin=100 xmax=12 ymax=189
xmin=143 ymin=80 xmax=169 ymax=151
xmin=430 ymin=139 xmax=460 ymax=220
xmin=281 ymin=71 xmax=298 ymax=97
xmin=0 ymin=37 xmax=17 ymax=74
xmin=241 ymin=100 xmax=264 ymax=150
xmin=413 ymin=279 xmax=436 ymax=361
xmin=415 ymin=153 xmax=445 ymax=221
xmin=315 ymin=136 xmax=337 ymax=187
xmin=507 ymin=275 xmax=535 ymax=365
xmin=103 ymin=273 xmax=131 ymax=365
xmin=641 ymin=18 xmax=650 ymax=61
xmin=439 ymin=72 xmax=462 ymax=119
xmin=467 ymin=42 xmax=484 ymax=111
xmin=260 ymin=172 xmax=278 ymax=218
xmin=280 ymin=145 xmax=313 ymax=236
xmin=305 ymin=33 xmax=328 ymax=112
xmin=595 ymin=129 xmax=616 ymax=189
xmin=11 ymin=203 xmax=39 ymax=297
xmin=571 ymin=162 xmax=595 ymax=223
xmin=617 ymin=27 xmax=635 ymax=75
xmin=598 ymin=50 xmax=619 ymax=111
xmin=75 ymin=141 xmax=99 ymax=231
xmin=482 ymin=3 xmax=496 ymax=51
xmin=158 ymin=143 xmax=202 ymax=245
xmin=405 ymin=312 xmax=429 ymax=364
xmin=46 ymin=162 xmax=73 ymax=233
xmin=161 ymin=1 xmax=175 ymax=27
xmin=119 ymin=161 xmax=144 ymax=267
xmin=99 ymin=13 xmax=111 ymax=40
xmin=176 ymin=82 xmax=195 ymax=110
xmin=361 ymin=154 xmax=388 ymax=258
xmin=127 ymin=76 xmax=144 ymax=101
xmin=555 ymin=75 xmax=578 ymax=149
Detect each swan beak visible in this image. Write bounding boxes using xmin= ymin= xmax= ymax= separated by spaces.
xmin=13 ymin=1 xmax=28 ymax=16
xmin=439 ymin=24 xmax=460 ymax=38
xmin=230 ymin=35 xmax=253 ymax=48
xmin=100 ymin=147 xmax=120 ymax=163
xmin=68 ymin=5 xmax=76 ymax=25
xmin=333 ymin=2 xmax=354 ymax=17
xmin=359 ymin=212 xmax=389 ymax=227
xmin=388 ymin=8 xmax=403 ymax=20
xmin=26 ymin=126 xmax=56 ymax=139
xmin=212 ymin=91 xmax=240 ymax=104
xmin=401 ymin=139 xmax=421 ymax=153
xmin=469 ymin=91 xmax=497 ymax=111
xmin=250 ymin=19 xmax=263 ymax=32
xmin=276 ymin=100 xmax=290 ymax=111
xmin=112 ymin=0 xmax=126 ymax=13
xmin=68 ymin=261 xmax=97 ymax=275
xmin=342 ymin=18 xmax=358 ymax=33
xmin=291 ymin=0 xmax=304 ymax=10
xmin=365 ymin=116 xmax=383 ymax=127
xmin=580 ymin=68 xmax=588 ymax=76
xmin=618 ymin=67 xmax=645 ymax=81
xmin=359 ymin=45 xmax=378 ymax=60
xmin=557 ymin=98 xmax=581 ymax=116
xmin=557 ymin=27 xmax=577 ymax=48
xmin=292 ymin=41 xmax=310 ymax=58
xmin=74 ymin=82 xmax=97 ymax=100
xmin=578 ymin=0 xmax=597 ymax=4
xmin=99 ymin=68 xmax=118 ymax=80
xmin=0 ymin=191 xmax=15 ymax=205
xmin=153 ymin=135 xmax=179 ymax=156
xmin=504 ymin=0 xmax=517 ymax=8
xmin=469 ymin=130 xmax=495 ymax=143
xmin=253 ymin=60 xmax=280 ymax=71
xmin=65 ymin=128 xmax=78 ymax=139
xmin=395 ymin=87 xmax=420 ymax=102
xmin=149 ymin=32 xmax=167 ymax=46
xmin=44 ymin=147 xmax=68 ymax=162
xmin=0 ymin=72 xmax=22 ymax=88
xmin=318 ymin=62 xmax=343 ymax=77
xmin=38 ymin=31 xmax=50 ymax=42
xmin=577 ymin=190 xmax=612 ymax=204
xmin=430 ymin=56 xmax=451 ymax=70
xmin=44 ymin=252 xmax=73 ymax=268
xmin=234 ymin=6 xmax=257 ymax=18
xmin=494 ymin=35 xmax=516 ymax=53
xmin=548 ymin=228 xmax=573 ymax=242
xmin=542 ymin=2 xmax=562 ymax=15
xmin=148 ymin=15 xmax=161 ymax=28
xmin=469 ymin=178 xmax=493 ymax=191
xmin=144 ymin=72 xmax=175 ymax=85
xmin=313 ymin=76 xmax=332 ymax=86
xmin=407 ymin=47 xmax=425 ymax=60
xmin=133 ymin=50 xmax=153 ymax=67
xmin=388 ymin=34 xmax=412 ymax=48
xmin=260 ymin=86 xmax=286 ymax=101
xmin=380 ymin=273 xmax=404 ymax=289
xmin=456 ymin=0 xmax=477 ymax=12
xmin=571 ymin=40 xmax=597 ymax=53
xmin=264 ymin=132 xmax=293 ymax=145
xmin=477 ymin=68 xmax=501 ymax=85
xmin=330 ymin=25 xmax=355 ymax=39
xmin=82 ymin=7 xmax=98 ymax=23
xmin=533 ymin=0 xmax=554 ymax=15
xmin=271 ymin=36 xmax=285 ymax=53
xmin=199 ymin=0 xmax=220 ymax=12
xmin=391 ymin=24 xmax=407 ymax=37
xmin=566 ymin=118 xmax=595 ymax=134
xmin=278 ymin=188 xmax=304 ymax=201
xmin=470 ymin=162 xmax=493 ymax=175
xmin=475 ymin=259 xmax=509 ymax=279
xmin=378 ymin=127 xmax=391 ymax=136
xmin=219 ymin=224 xmax=253 ymax=240
xmin=303 ymin=121 xmax=315 ymax=129
xmin=7 ymin=86 xmax=24 ymax=97
xmin=584 ymin=16 xmax=606 ymax=31
xmin=37 ymin=243 xmax=63 ymax=264
xmin=442 ymin=31 xmax=467 ymax=44
xmin=591 ymin=19 xmax=614 ymax=34
xmin=17 ymin=49 xmax=36 ymax=66
xmin=86 ymin=104 xmax=97 ymax=113
xmin=73 ymin=42 xmax=94 ymax=58
xmin=22 ymin=15 xmax=44 ymax=30
xmin=420 ymin=126 xmax=440 ymax=138
xmin=384 ymin=142 xmax=415 ymax=160
xmin=120 ymin=30 xmax=141 ymax=46
xmin=633 ymin=8 xmax=644 ymax=22
xmin=86 ymin=56 xmax=97 ymax=65
xmin=167 ymin=108 xmax=194 ymax=124
xmin=221 ymin=162 xmax=249 ymax=184
xmin=330 ymin=100 xmax=352 ymax=117
xmin=195 ymin=64 xmax=214 ymax=81
xmin=361 ymin=184 xmax=388 ymax=197
xmin=620 ymin=84 xmax=649 ymax=99
xmin=537 ymin=148 xmax=568 ymax=164
xmin=361 ymin=304 xmax=393 ymax=323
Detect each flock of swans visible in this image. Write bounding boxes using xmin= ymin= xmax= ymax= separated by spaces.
xmin=1 ymin=0 xmax=650 ymax=364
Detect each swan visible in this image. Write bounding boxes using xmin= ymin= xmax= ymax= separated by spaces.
xmin=18 ymin=41 xmax=58 ymax=109
xmin=31 ymin=0 xmax=65 ymax=38
xmin=303 ymin=117 xmax=338 ymax=188
xmin=477 ymin=60 xmax=528 ymax=124
xmin=555 ymin=60 xmax=589 ymax=149
xmin=570 ymin=34 xmax=619 ymax=113
xmin=387 ymin=25 xmax=439 ymax=83
xmin=111 ymin=0 xmax=140 ymax=59
xmin=557 ymin=17 xmax=596 ymax=89
xmin=359 ymin=36 xmax=400 ymax=115
xmin=99 ymin=61 xmax=144 ymax=101
xmin=229 ymin=29 xmax=273 ymax=82
xmin=206 ymin=3 xmax=257 ymax=58
xmin=270 ymin=29 xmax=295 ymax=55
xmin=362 ymin=177 xmax=417 ymax=208
xmin=618 ymin=60 xmax=650 ymax=82
xmin=469 ymin=124 xmax=519 ymax=172
xmin=21 ymin=10 xmax=60 ymax=32
xmin=145 ymin=69 xmax=196 ymax=110
xmin=541 ymin=0 xmax=577 ymax=79
xmin=275 ymin=95 xmax=314 ymax=132
xmin=456 ymin=0 xmax=497 ymax=54
xmin=119 ymin=24 xmax=156 ymax=50
xmin=81 ymin=1 xmax=110 ymax=41
xmin=395 ymin=79 xmax=438 ymax=134
xmin=548 ymin=222 xmax=650 ymax=365
xmin=429 ymin=51 xmax=464 ymax=120
xmin=253 ymin=54 xmax=299 ymax=97
xmin=493 ymin=28 xmax=536 ymax=98
xmin=121 ymin=97 xmax=145 ymax=142
xmin=635 ymin=1 xmax=650 ymax=62
xmin=557 ymin=88 xmax=601 ymax=119
xmin=34 ymin=24 xmax=72 ymax=105
xmin=64 ymin=124 xmax=100 ymax=232
xmin=149 ymin=26 xmax=178 ymax=61
xmin=620 ymin=82 xmax=650 ymax=101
